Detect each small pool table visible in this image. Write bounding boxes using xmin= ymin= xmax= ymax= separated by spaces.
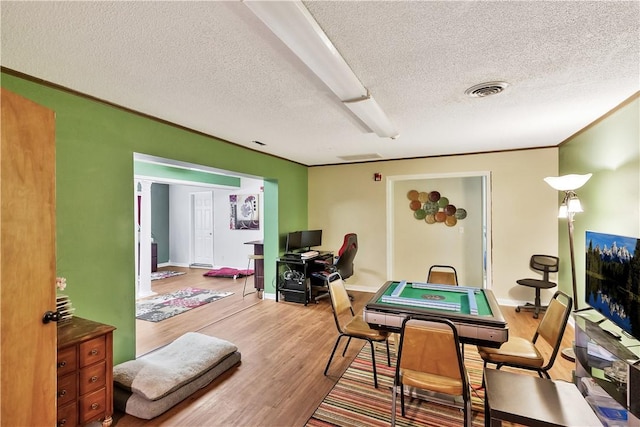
xmin=364 ymin=281 xmax=508 ymax=347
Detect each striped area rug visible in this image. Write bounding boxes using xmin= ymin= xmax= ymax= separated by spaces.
xmin=307 ymin=342 xmax=487 ymax=427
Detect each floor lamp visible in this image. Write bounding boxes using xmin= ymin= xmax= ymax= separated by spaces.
xmin=544 ymin=173 xmax=592 ymax=361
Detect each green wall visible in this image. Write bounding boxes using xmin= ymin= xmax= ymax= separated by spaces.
xmin=558 ymin=94 xmax=640 ymax=308
xmin=1 ymin=72 xmax=308 ymax=364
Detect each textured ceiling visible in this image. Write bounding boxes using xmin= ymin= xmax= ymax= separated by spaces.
xmin=1 ymin=1 xmax=638 ymax=166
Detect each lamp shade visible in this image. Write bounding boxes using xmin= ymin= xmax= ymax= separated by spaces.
xmin=567 ymin=196 xmax=583 ymax=213
xmin=544 ymin=173 xmax=592 ymax=191
xmin=558 ymin=204 xmax=568 ymax=218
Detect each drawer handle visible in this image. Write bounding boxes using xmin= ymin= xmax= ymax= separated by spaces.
xmin=91 ymin=403 xmax=99 ymax=410
xmin=90 ymin=375 xmax=98 ymax=383
xmin=57 ymin=361 xmax=66 ymax=368
xmin=90 ymin=349 xmax=99 ymax=356
xmin=58 ymin=418 xmax=67 ymax=426
xmin=57 ymin=389 xmax=66 ymax=398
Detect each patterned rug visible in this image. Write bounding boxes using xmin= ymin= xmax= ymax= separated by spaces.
xmin=307 ymin=342 xmax=487 ymax=427
xmin=136 ymin=287 xmax=233 ymax=322
xmin=150 ymin=270 xmax=186 ymax=281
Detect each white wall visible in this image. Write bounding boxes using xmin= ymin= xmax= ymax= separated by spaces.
xmin=308 ymin=148 xmax=560 ymax=305
xmin=168 ymin=177 xmax=263 ymax=269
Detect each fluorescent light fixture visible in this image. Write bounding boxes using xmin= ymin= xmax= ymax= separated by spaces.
xmin=244 ymin=0 xmax=398 ymax=139
xmin=344 ymin=94 xmax=399 ymax=139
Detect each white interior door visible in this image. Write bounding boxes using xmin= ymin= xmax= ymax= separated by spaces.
xmin=193 ymin=191 xmax=214 ymax=266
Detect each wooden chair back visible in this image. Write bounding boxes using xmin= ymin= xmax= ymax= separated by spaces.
xmin=427 ymin=265 xmax=458 ymax=285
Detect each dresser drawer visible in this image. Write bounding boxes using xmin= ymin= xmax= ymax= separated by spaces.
xmin=79 ymin=360 xmax=106 ymax=395
xmin=56 ymin=402 xmax=77 ymax=427
xmin=56 ymin=373 xmax=77 ymax=407
xmin=79 ymin=387 xmax=106 ymax=423
xmin=79 ymin=335 xmax=106 ymax=367
xmin=57 ymin=346 xmax=77 ymax=377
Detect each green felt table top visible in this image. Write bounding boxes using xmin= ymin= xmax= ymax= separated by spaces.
xmin=377 ymin=281 xmax=493 ymax=316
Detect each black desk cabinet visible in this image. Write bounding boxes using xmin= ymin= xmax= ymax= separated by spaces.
xmin=276 ymin=253 xmax=332 ymax=305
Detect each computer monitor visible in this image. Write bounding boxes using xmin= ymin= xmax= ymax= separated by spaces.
xmin=301 ymin=230 xmax=322 ymax=250
xmin=285 ymin=231 xmax=303 ymax=253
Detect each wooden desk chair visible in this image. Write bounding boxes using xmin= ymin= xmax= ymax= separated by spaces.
xmin=478 ymin=290 xmax=572 ymax=379
xmin=324 ymin=273 xmax=390 ymax=388
xmin=427 ymin=265 xmax=458 ymax=285
xmin=392 ymin=316 xmax=471 ymax=427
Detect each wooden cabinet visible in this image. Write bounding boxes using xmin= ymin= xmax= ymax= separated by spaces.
xmin=57 ymin=317 xmax=116 ymax=427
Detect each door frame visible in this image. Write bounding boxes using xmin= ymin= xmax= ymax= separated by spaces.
xmin=386 ymin=171 xmax=492 ymax=288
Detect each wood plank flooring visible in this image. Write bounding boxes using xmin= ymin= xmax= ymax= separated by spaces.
xmin=115 ymin=266 xmax=575 ymax=426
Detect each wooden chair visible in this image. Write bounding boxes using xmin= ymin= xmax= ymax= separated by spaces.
xmin=427 ymin=265 xmax=458 ymax=285
xmin=478 ymin=291 xmax=572 ymax=379
xmin=324 ymin=273 xmax=390 ymax=388
xmin=391 ymin=316 xmax=471 ymax=427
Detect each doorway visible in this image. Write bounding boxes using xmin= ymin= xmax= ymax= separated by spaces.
xmin=133 ymin=154 xmax=268 ymax=351
xmin=387 ymin=172 xmax=491 ymax=288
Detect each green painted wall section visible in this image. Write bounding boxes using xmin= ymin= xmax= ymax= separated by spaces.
xmin=558 ymin=95 xmax=639 ymax=308
xmin=134 ymin=160 xmax=241 ymax=187
xmin=1 ymin=72 xmax=308 ymax=364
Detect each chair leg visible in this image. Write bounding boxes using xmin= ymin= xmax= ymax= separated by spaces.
xmin=368 ymin=339 xmax=379 ymax=388
xmin=400 ymin=383 xmax=405 ymax=416
xmin=481 ymin=361 xmax=488 ymax=388
xmin=391 ymin=382 xmax=398 ymax=427
xmin=341 ymin=337 xmax=353 ymax=357
xmin=534 ymin=287 xmax=542 ymax=319
xmin=385 ymin=339 xmax=391 ymax=366
xmin=324 ymin=335 xmax=345 ymax=376
xmin=242 ymin=257 xmax=255 ymax=298
xmin=464 ymin=396 xmax=472 ymax=427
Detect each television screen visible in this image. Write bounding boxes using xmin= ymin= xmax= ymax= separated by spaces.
xmin=585 ymin=230 xmax=640 ymax=339
xmin=286 ymin=231 xmax=303 ymax=252
xmin=301 ymin=230 xmax=322 ymax=249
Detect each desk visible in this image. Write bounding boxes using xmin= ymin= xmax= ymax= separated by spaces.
xmin=244 ymin=240 xmax=264 ymax=291
xmin=484 ymin=368 xmax=602 ymax=427
xmin=363 ymin=281 xmax=508 ymax=347
xmin=276 ymin=252 xmax=333 ymax=304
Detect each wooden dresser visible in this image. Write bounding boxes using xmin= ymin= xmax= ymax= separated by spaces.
xmin=57 ymin=317 xmax=116 ymax=427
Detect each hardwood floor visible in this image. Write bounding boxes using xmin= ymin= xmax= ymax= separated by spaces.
xmin=115 ymin=266 xmax=576 ymax=426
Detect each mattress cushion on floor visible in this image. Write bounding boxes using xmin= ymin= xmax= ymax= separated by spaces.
xmin=114 ymin=351 xmax=241 ymax=419
xmin=113 ymin=332 xmax=238 ymax=401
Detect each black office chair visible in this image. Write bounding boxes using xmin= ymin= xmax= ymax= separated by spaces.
xmin=313 ymin=233 xmax=358 ymax=302
xmin=515 ymin=255 xmax=559 ymax=318
xmin=334 ymin=233 xmax=358 ymax=280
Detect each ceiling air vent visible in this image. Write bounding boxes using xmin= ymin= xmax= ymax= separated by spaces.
xmin=465 ymin=81 xmax=509 ymax=98
xmin=337 ymin=153 xmax=383 ymax=162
